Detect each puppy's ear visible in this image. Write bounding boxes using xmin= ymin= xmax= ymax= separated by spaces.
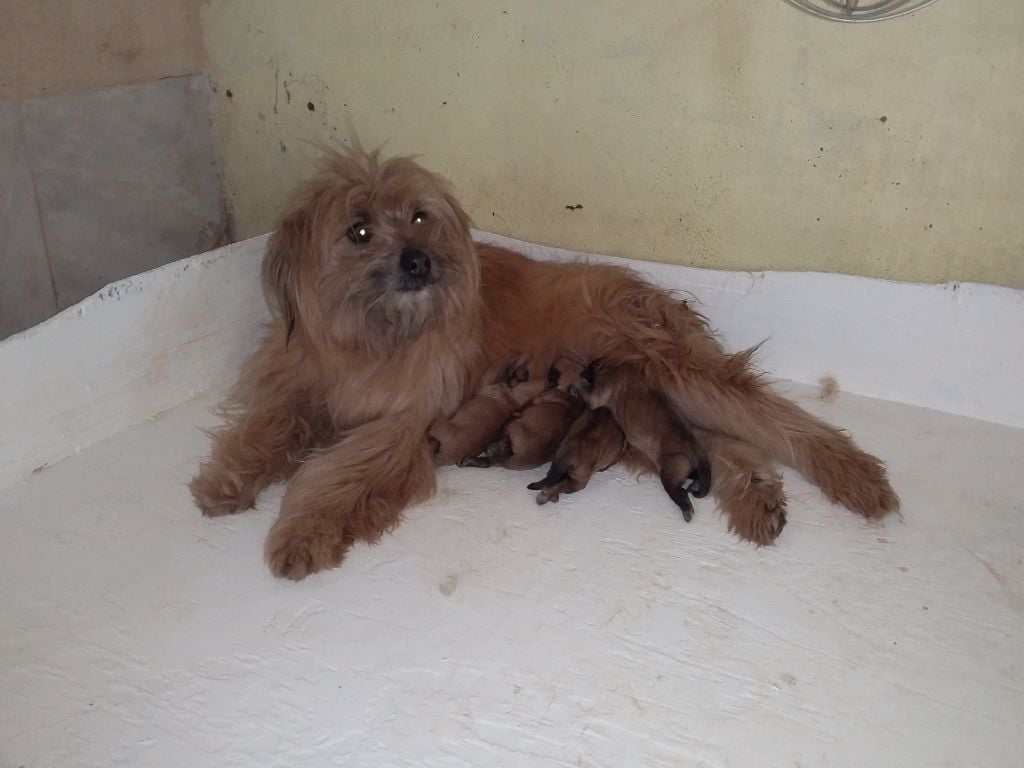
xmin=262 ymin=209 xmax=304 ymax=344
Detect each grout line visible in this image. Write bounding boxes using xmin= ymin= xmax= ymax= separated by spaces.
xmin=17 ymin=100 xmax=61 ymax=311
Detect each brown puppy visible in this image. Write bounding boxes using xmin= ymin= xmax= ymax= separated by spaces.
xmin=190 ymin=148 xmax=898 ymax=579
xmin=461 ymin=359 xmax=583 ymax=470
xmin=572 ymin=361 xmax=711 ymax=521
xmin=427 ymin=358 xmax=544 ymax=466
xmin=527 ymin=406 xmax=628 ymax=504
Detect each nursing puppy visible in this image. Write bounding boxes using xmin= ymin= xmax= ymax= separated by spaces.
xmin=527 ymin=406 xmax=628 ymax=504
xmin=190 ymin=148 xmax=899 ymax=579
xmin=460 ymin=358 xmax=583 ymax=471
xmin=427 ymin=358 xmax=544 ymax=466
xmin=572 ymin=361 xmax=711 ymax=521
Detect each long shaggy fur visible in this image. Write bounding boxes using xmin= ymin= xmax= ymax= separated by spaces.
xmin=191 ymin=148 xmax=899 ymax=579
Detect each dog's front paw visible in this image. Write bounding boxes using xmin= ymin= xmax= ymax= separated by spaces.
xmin=264 ymin=514 xmax=351 ymax=580
xmin=190 ymin=463 xmax=257 ymax=517
xmin=726 ymin=472 xmax=788 ymax=546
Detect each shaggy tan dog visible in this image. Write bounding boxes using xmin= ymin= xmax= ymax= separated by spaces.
xmin=190 ymin=149 xmax=898 ymax=580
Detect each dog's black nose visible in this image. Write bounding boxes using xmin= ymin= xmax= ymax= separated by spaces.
xmin=400 ymin=248 xmax=432 ymax=278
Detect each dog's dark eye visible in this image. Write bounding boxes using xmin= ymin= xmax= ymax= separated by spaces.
xmin=412 ymin=210 xmax=428 ymax=225
xmin=347 ymin=223 xmax=373 ymax=244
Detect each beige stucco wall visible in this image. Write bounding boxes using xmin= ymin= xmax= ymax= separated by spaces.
xmin=0 ymin=0 xmax=205 ymax=100
xmin=202 ymin=1 xmax=1023 ymax=287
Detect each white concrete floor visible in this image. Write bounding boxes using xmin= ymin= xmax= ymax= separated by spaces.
xmin=2 ymin=382 xmax=1023 ymax=768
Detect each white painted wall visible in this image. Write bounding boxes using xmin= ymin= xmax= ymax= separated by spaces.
xmin=0 ymin=239 xmax=267 ymax=488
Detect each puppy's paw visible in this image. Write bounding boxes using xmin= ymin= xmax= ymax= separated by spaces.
xmin=683 ymin=458 xmax=712 ymax=499
xmin=457 ymin=454 xmax=492 ymax=469
xmin=535 ymin=486 xmax=562 ymax=505
xmin=661 ymin=472 xmax=695 ymax=522
xmin=264 ymin=514 xmax=351 ymax=580
xmin=190 ymin=463 xmax=257 ymax=517
xmin=725 ymin=472 xmax=788 ymax=546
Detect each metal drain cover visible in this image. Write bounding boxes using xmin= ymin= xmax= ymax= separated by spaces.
xmin=782 ymin=0 xmax=940 ymax=22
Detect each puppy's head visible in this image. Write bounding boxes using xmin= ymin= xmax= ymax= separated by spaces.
xmin=263 ymin=148 xmax=479 ymax=355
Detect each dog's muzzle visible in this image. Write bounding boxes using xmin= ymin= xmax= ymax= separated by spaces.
xmin=398 ymin=247 xmax=432 ymax=292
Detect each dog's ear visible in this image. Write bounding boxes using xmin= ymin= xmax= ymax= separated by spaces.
xmin=262 ymin=209 xmax=305 ymax=344
xmin=441 ymin=188 xmax=474 ymax=234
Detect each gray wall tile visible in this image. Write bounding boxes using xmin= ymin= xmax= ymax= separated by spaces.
xmin=21 ymin=75 xmax=225 ymax=309
xmin=0 ymin=102 xmax=57 ymax=339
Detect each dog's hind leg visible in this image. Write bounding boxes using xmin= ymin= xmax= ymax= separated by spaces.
xmin=698 ymin=429 xmax=787 ymax=545
xmin=593 ymin=283 xmax=898 ymax=519
xmin=663 ymin=363 xmax=897 ymax=520
xmin=264 ymin=414 xmax=436 ymax=580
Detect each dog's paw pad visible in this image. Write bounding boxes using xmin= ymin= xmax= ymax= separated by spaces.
xmin=190 ymin=470 xmax=256 ymax=517
xmin=726 ymin=475 xmax=788 ymax=546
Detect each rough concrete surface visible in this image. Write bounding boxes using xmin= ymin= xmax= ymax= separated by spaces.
xmin=1 ymin=235 xmax=1022 ymax=767
xmin=1 ymin=386 xmax=1022 ymax=767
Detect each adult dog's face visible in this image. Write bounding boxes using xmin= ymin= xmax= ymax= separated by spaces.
xmin=263 ymin=150 xmax=480 ymax=355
